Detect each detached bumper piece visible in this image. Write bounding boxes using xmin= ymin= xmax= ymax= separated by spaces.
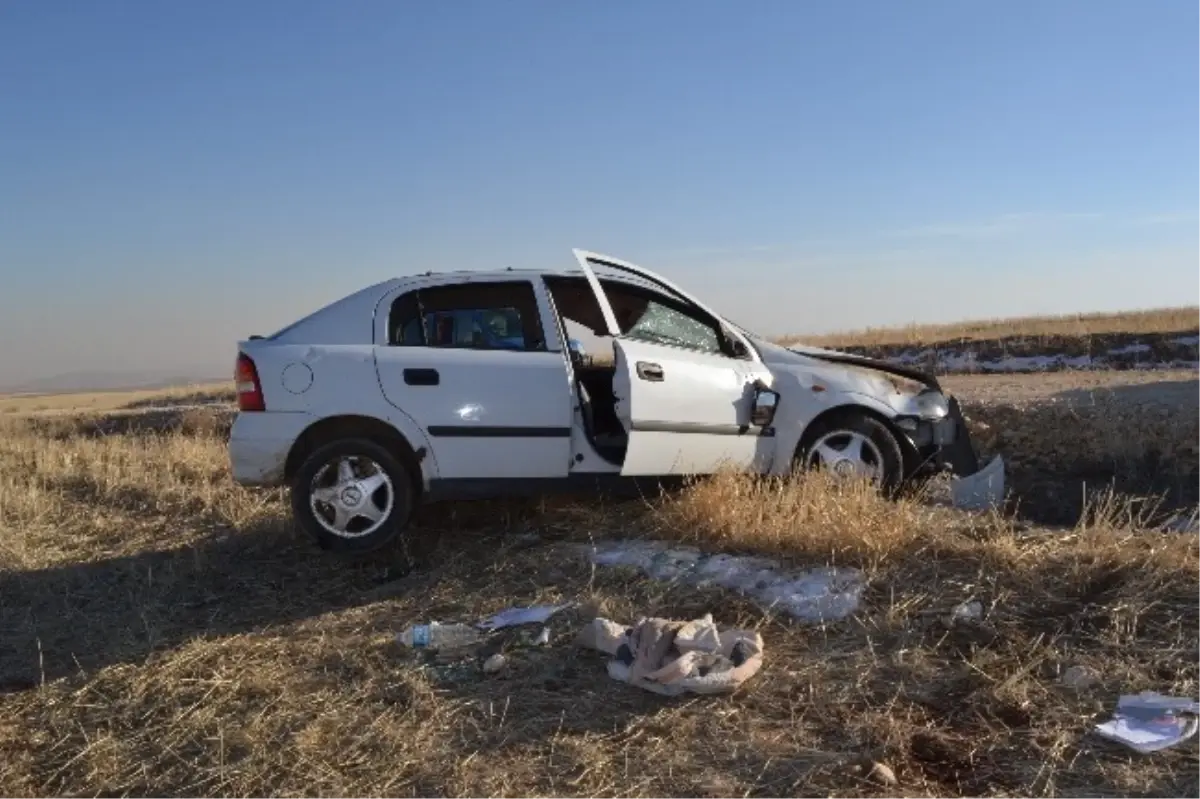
xmin=950 ymin=454 xmax=1005 ymax=512
xmin=898 ymin=397 xmax=1006 ymax=511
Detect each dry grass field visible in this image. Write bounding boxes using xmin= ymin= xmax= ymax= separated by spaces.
xmin=790 ymin=306 xmax=1199 ymax=349
xmin=0 ymin=383 xmax=232 ymax=416
xmin=781 ymin=306 xmax=1200 ymax=375
xmin=1 ymin=327 xmax=1198 ymax=796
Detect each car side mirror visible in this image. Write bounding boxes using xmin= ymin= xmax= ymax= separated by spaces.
xmin=751 ymin=382 xmax=780 ymax=427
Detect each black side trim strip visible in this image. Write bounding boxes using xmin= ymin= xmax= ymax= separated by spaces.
xmin=631 ymin=420 xmax=759 ymax=436
xmin=426 ymin=475 xmax=689 ymax=502
xmin=427 ymin=425 xmax=572 ymax=438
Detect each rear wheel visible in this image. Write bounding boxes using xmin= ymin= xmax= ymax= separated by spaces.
xmin=291 ymin=438 xmax=414 ymax=553
xmin=794 ymin=412 xmax=905 ymax=496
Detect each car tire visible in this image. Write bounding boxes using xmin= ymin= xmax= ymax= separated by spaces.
xmin=291 ymin=437 xmax=415 ymax=553
xmin=793 ymin=412 xmax=906 ymax=497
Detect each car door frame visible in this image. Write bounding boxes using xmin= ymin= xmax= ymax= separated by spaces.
xmin=571 ymin=249 xmax=779 ymax=476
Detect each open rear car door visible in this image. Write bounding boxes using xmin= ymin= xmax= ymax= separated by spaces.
xmin=572 ymin=249 xmax=778 ymax=476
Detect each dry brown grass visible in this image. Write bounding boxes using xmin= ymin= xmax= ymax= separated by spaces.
xmin=0 ymin=380 xmax=1197 ymax=796
xmin=785 ymin=306 xmax=1199 ymax=349
xmin=0 ymin=381 xmax=233 ymax=416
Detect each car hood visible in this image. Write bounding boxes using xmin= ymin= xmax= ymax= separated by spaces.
xmin=749 ymin=336 xmax=941 ymax=398
xmin=775 ymin=343 xmax=940 ymax=390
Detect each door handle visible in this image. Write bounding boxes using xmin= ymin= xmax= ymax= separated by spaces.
xmin=635 ymin=361 xmax=664 ymax=382
xmin=403 ymin=368 xmax=440 ymax=386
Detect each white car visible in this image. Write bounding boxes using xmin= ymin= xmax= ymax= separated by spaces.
xmin=230 ymin=249 xmax=1004 ymax=552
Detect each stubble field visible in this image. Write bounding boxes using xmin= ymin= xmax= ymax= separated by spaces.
xmin=1 ymin=311 xmax=1197 ymax=797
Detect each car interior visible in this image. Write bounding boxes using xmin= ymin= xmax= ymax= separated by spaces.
xmin=543 ymin=274 xmax=740 ymax=466
xmin=542 ymin=276 xmax=633 ymax=464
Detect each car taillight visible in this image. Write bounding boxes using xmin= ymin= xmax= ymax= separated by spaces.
xmin=234 ymin=353 xmax=265 ymax=412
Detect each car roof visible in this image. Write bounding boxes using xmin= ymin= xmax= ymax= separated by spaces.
xmin=397 ymin=266 xmax=576 ymax=280
xmin=388 ymin=265 xmax=665 ymax=293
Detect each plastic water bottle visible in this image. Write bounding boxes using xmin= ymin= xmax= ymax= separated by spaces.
xmin=397 ymin=621 xmax=482 ymax=652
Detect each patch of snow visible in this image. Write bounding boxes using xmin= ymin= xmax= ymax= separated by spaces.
xmin=583 ymin=540 xmax=865 ymax=623
xmin=936 ymin=351 xmax=978 ymax=372
xmin=991 ymin=354 xmax=1059 ymax=372
xmin=1171 ymin=335 xmax=1199 ymax=348
xmin=878 ymin=349 xmax=1199 ymax=375
xmin=891 ymin=348 xmax=935 ymax=365
xmin=1061 ymin=354 xmax=1096 ymax=369
xmin=1107 ymin=343 xmax=1152 ymax=356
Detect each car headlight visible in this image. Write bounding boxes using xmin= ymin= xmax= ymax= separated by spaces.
xmin=911 ymin=389 xmax=950 ymax=419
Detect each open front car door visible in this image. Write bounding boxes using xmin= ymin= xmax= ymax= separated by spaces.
xmin=572 ymin=249 xmax=778 ymax=476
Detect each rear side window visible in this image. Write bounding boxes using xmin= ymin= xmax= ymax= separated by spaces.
xmin=387 ymin=281 xmax=547 ymax=351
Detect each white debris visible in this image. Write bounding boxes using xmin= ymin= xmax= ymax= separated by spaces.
xmin=1094 ymin=692 xmax=1200 ymax=753
xmin=950 ymin=600 xmax=983 ymax=623
xmin=950 ymin=455 xmax=1006 ymax=511
xmin=397 ymin=622 xmax=482 ymax=652
xmin=478 ymin=603 xmax=571 ymax=631
xmin=867 ymin=761 xmax=898 ymax=787
xmin=580 ymin=613 xmax=765 ymax=696
xmin=482 ymin=653 xmax=507 ymax=674
xmin=582 ymin=540 xmax=864 ymax=623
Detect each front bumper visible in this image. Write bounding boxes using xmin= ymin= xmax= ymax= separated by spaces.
xmin=895 ymin=397 xmax=1005 ymax=510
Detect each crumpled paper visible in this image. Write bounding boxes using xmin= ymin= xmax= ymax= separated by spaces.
xmin=576 ymin=613 xmax=763 ymax=696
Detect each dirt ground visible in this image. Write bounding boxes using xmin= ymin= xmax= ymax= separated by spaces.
xmin=942 ymin=368 xmax=1199 ymax=409
xmin=0 ymin=368 xmax=1197 ymax=797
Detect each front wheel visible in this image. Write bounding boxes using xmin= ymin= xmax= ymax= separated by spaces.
xmin=794 ymin=412 xmax=905 ymax=497
xmin=291 ymin=438 xmax=415 ymax=553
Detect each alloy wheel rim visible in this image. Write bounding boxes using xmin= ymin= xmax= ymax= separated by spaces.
xmin=309 ymin=455 xmax=394 ymax=538
xmin=806 ymin=430 xmax=885 ymax=484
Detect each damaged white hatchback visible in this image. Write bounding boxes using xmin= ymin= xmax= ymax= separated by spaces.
xmin=230 ymin=250 xmax=1004 ymax=551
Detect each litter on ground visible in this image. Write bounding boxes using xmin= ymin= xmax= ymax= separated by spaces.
xmin=577 ymin=612 xmax=764 ymax=696
xmin=1094 ymin=692 xmax=1200 ymax=753
xmin=396 ymin=621 xmax=482 ymax=653
xmin=582 ymin=540 xmax=864 ymax=622
xmin=949 ymin=599 xmax=984 ymax=623
xmin=478 ymin=603 xmax=571 ymax=631
xmin=398 ymin=604 xmax=571 ymax=653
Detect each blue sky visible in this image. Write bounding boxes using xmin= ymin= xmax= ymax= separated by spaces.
xmin=1 ymin=0 xmax=1196 ymax=385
